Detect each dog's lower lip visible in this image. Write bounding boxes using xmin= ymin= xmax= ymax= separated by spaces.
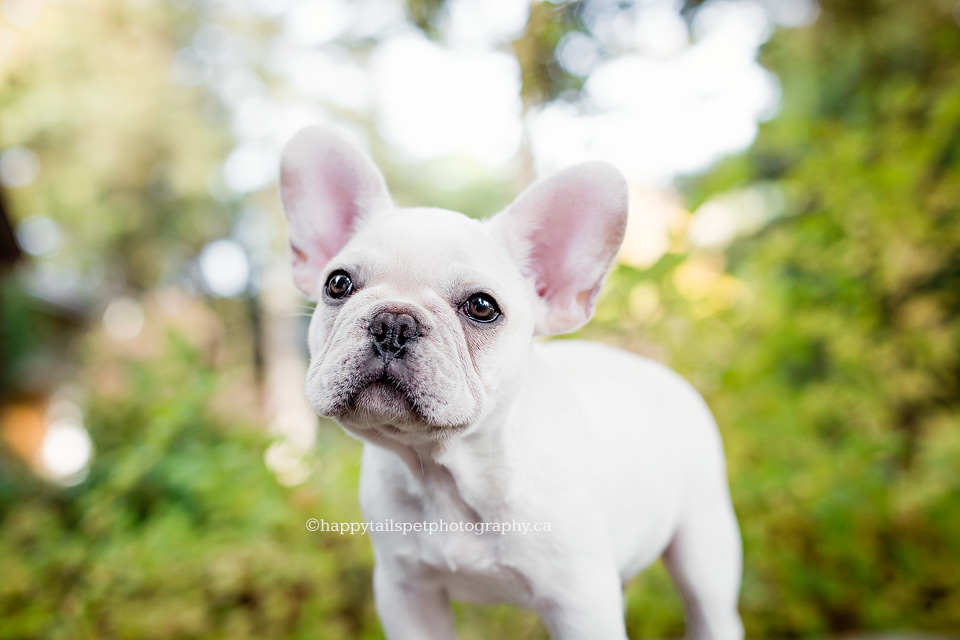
xmin=371 ymin=371 xmax=402 ymax=392
xmin=346 ymin=370 xmax=418 ymax=414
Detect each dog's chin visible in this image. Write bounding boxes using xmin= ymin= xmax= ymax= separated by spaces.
xmin=332 ymin=376 xmax=473 ymax=444
xmin=348 ymin=379 xmax=421 ymax=426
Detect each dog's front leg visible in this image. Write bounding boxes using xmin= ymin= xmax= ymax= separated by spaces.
xmin=373 ymin=566 xmax=455 ymax=640
xmin=535 ymin=564 xmax=629 ymax=640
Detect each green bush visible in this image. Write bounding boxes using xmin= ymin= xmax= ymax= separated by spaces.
xmin=0 ymin=338 xmax=380 ymax=640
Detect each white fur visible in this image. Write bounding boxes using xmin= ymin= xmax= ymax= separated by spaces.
xmin=280 ymin=125 xmax=743 ymax=640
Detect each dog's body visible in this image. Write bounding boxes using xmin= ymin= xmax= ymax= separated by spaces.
xmin=280 ymin=126 xmax=743 ymax=639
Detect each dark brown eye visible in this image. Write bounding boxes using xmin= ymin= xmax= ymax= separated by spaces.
xmin=462 ymin=293 xmax=500 ymax=323
xmin=325 ymin=270 xmax=354 ymax=299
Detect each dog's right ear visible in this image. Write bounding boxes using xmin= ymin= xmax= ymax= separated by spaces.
xmin=279 ymin=125 xmax=392 ymax=298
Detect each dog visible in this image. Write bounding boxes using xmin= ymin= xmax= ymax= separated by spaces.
xmin=279 ymin=125 xmax=743 ymax=640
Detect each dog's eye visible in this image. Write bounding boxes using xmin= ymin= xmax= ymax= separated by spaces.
xmin=462 ymin=293 xmax=500 ymax=323
xmin=325 ymin=270 xmax=354 ymax=299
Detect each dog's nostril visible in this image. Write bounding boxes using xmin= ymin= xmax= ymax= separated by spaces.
xmin=369 ymin=319 xmax=386 ymax=339
xmin=369 ymin=311 xmax=420 ymax=357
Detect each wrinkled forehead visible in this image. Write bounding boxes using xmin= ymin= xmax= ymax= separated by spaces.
xmin=334 ymin=207 xmax=517 ymax=295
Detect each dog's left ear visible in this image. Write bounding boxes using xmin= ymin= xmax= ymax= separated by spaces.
xmin=493 ymin=162 xmax=628 ymax=335
xmin=279 ymin=125 xmax=392 ymax=298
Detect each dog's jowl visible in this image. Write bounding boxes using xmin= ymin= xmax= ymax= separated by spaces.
xmin=280 ymin=125 xmax=743 ymax=640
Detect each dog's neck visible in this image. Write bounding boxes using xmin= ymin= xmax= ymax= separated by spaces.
xmin=401 ymin=402 xmax=519 ymax=523
xmin=371 ymin=356 xmax=536 ymax=523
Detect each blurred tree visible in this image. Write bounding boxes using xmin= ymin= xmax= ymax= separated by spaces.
xmin=404 ymin=0 xmax=597 ymax=105
xmin=0 ymin=0 xmax=231 ymax=291
xmin=0 ymin=187 xmax=19 ymax=268
xmin=0 ymin=186 xmax=21 ymax=397
xmin=0 ymin=0 xmax=250 ymax=403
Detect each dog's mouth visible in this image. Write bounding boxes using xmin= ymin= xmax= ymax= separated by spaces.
xmin=356 ymin=372 xmax=410 ymax=404
xmin=307 ymin=338 xmax=481 ymax=438
xmin=345 ymin=369 xmax=425 ymax=425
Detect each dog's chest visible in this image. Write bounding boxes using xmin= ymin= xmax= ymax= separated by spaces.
xmin=361 ymin=444 xmax=537 ymax=605
xmin=415 ymin=526 xmax=532 ymax=606
xmin=384 ymin=461 xmax=534 ymax=606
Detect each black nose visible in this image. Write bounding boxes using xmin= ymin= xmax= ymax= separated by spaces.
xmin=369 ymin=311 xmax=420 ymax=359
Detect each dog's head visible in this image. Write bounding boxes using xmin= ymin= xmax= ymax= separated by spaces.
xmin=280 ymin=126 xmax=627 ymax=444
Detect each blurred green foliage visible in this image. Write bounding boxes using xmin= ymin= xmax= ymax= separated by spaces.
xmin=0 ymin=337 xmax=383 ymax=640
xmin=0 ymin=0 xmax=231 ymax=290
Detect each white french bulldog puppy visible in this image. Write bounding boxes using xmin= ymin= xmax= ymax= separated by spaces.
xmin=280 ymin=125 xmax=743 ymax=640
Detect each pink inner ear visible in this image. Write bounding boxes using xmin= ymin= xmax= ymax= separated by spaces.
xmin=283 ymin=159 xmax=359 ymax=262
xmin=526 ymin=179 xmax=619 ymax=304
xmin=318 ymin=166 xmax=363 ymax=256
xmin=499 ymin=161 xmax=628 ymax=334
xmin=529 ymin=200 xmax=586 ymax=300
xmin=280 ymin=126 xmax=392 ymax=297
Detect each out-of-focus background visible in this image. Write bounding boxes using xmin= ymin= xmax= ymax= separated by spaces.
xmin=1 ymin=0 xmax=958 ymax=637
